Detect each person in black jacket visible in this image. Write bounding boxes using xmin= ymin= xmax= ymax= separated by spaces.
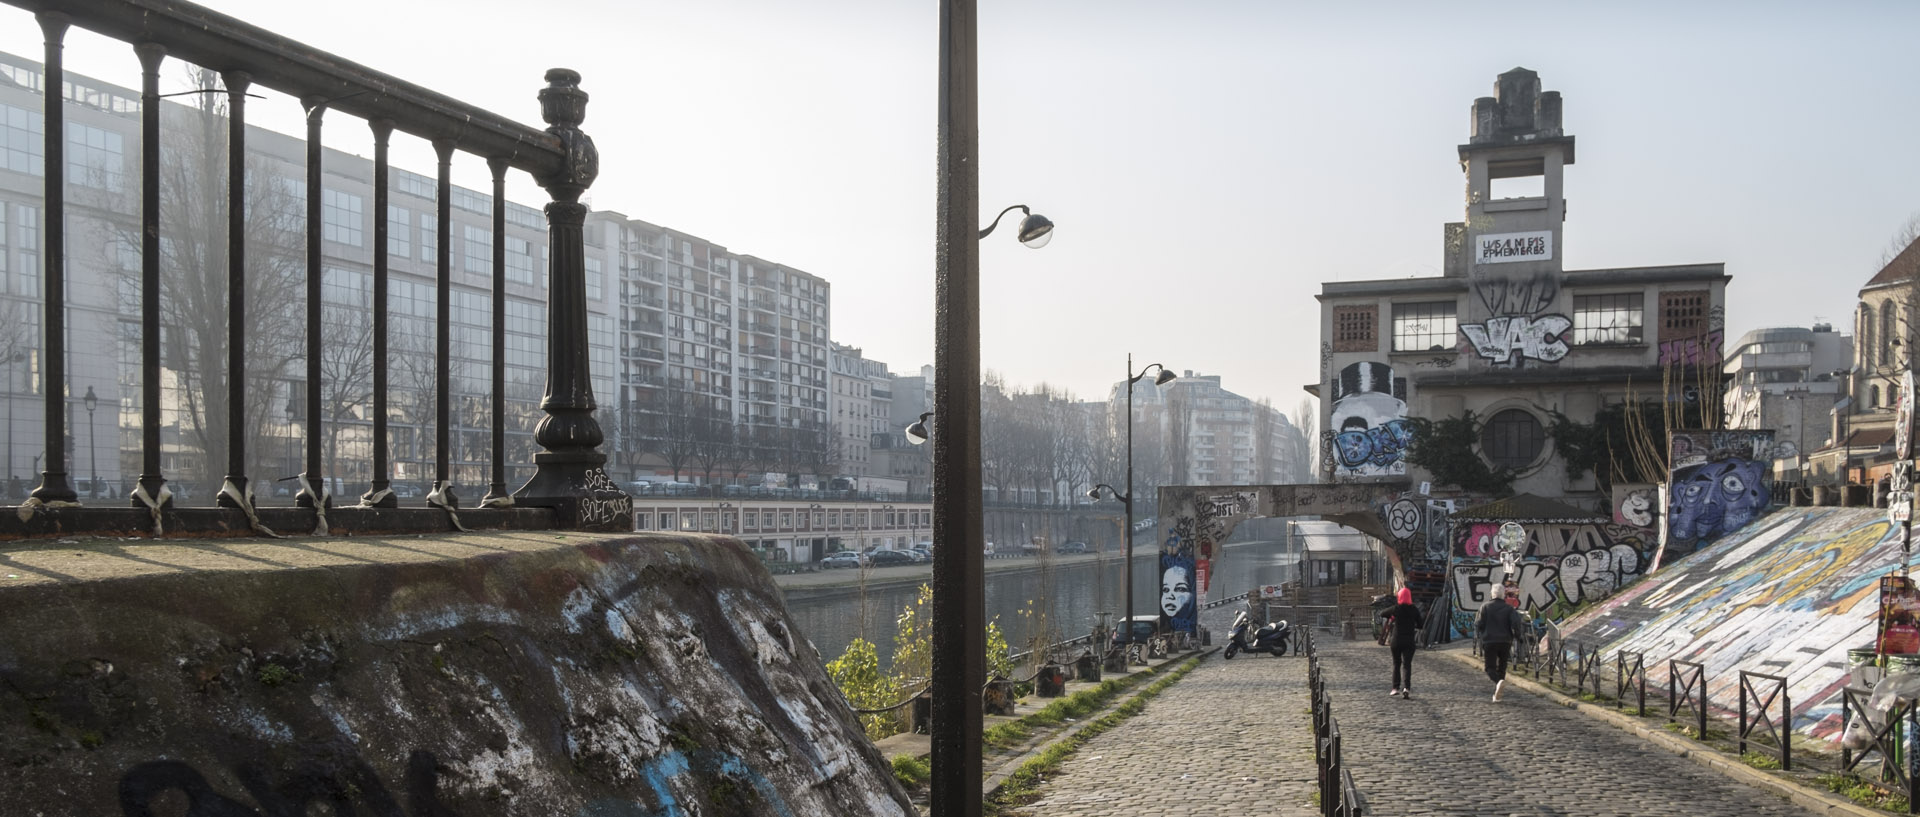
xmin=1385 ymin=586 xmax=1425 ymax=699
xmin=1476 ymin=586 xmax=1525 ymax=702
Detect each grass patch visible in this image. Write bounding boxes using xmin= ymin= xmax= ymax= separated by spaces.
xmin=983 ymin=658 xmax=1200 ymax=816
xmin=1816 ymin=772 xmax=1910 ymax=812
xmin=983 ymin=676 xmax=1138 ymax=751
xmin=891 ymin=755 xmax=930 ymax=790
xmin=1739 ymin=751 xmax=1781 ymax=771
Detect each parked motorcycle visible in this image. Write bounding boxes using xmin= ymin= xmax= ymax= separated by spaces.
xmin=1224 ymin=610 xmax=1290 ymax=658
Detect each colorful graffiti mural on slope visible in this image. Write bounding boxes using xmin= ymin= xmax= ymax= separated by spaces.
xmin=1558 ymin=507 xmax=1901 ymax=745
xmin=1449 ymin=521 xmax=1656 ymax=637
xmin=1326 ymin=362 xmax=1411 ymax=478
xmin=1668 ymin=430 xmax=1774 ymax=551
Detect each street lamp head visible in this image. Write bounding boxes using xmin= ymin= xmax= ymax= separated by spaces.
xmin=905 ymin=411 xmax=933 ymax=445
xmin=1154 ymin=369 xmax=1177 ymax=386
xmin=978 ymin=204 xmax=1054 ymax=249
xmin=1016 ymin=211 xmax=1053 ymax=249
xmin=83 ymin=385 xmax=96 ymax=413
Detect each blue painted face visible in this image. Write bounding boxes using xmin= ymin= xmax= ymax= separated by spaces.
xmin=1669 ymin=458 xmax=1768 ymax=542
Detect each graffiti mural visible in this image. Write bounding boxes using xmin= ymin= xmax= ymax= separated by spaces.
xmin=1327 ymin=362 xmax=1410 ymax=478
xmin=1460 ymin=314 xmax=1571 ymax=365
xmin=1449 ymin=520 xmax=1656 ymax=636
xmin=1612 ymin=483 xmax=1657 ymax=529
xmin=1658 ymin=328 xmax=1725 ymax=367
xmin=1159 ymin=491 xmax=1259 ymax=634
xmin=1668 ymin=430 xmax=1774 ymax=549
xmin=1559 ymin=508 xmax=1903 ymax=745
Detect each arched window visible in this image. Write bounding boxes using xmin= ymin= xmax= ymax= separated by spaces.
xmin=1885 ymin=305 xmax=1899 ymax=367
xmin=1862 ymin=304 xmax=1876 ymax=365
xmin=1871 ymin=385 xmax=1882 ymax=408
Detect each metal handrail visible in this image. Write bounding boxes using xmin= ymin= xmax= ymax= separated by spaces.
xmin=1840 ymin=685 xmax=1920 ymax=813
xmin=1738 ymin=670 xmax=1792 ymax=771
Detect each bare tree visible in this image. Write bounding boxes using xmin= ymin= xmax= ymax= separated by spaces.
xmin=90 ymin=68 xmax=305 ymax=495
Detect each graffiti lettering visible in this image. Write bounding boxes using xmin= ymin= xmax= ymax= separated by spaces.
xmin=1658 ymin=329 xmax=1724 ymax=367
xmin=1453 ymin=562 xmax=1558 ymax=613
xmin=1460 ymin=314 xmax=1571 ymax=365
xmin=1473 ymin=231 xmax=1555 ymax=266
xmin=1615 ymin=487 xmax=1655 ymax=528
xmin=1472 ymin=269 xmax=1559 ymax=314
xmin=1331 ymin=420 xmax=1414 ymax=471
xmin=1559 ymin=544 xmax=1642 ymax=603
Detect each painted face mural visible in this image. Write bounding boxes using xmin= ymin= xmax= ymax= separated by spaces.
xmin=1328 ymin=362 xmax=1410 ymax=477
xmin=1669 ymin=458 xmax=1769 ymax=543
xmin=1161 ymin=565 xmax=1193 ymax=619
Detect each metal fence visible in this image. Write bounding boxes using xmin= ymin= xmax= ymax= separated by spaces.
xmin=1307 ymin=627 xmax=1367 ymax=816
xmin=2 ymin=0 xmax=628 ymax=538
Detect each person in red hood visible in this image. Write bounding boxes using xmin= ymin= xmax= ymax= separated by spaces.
xmin=1385 ymin=586 xmax=1425 ymax=699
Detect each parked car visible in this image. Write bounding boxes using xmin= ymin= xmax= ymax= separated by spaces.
xmin=1057 ymin=540 xmax=1089 ymax=554
xmin=908 ymin=547 xmax=933 ymax=562
xmin=1114 ymin=614 xmax=1165 ymax=645
xmin=820 ymin=551 xmax=865 ymax=569
xmin=983 ymin=541 xmax=996 ymax=555
xmin=867 ymin=549 xmax=916 ymax=567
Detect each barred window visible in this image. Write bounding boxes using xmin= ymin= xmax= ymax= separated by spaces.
xmin=1573 ymin=293 xmax=1644 ymax=345
xmin=1391 ymin=301 xmax=1457 ymax=352
xmin=1332 ymin=305 xmax=1378 ymax=353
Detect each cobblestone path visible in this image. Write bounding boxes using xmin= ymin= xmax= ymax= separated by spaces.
xmin=1014 ymin=607 xmax=1317 ymax=817
xmin=1315 ymin=637 xmax=1818 ymax=817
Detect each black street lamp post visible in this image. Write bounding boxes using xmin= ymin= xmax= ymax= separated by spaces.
xmin=925 ymin=2 xmax=1055 ymax=805
xmin=1087 ymin=356 xmax=1174 ymax=653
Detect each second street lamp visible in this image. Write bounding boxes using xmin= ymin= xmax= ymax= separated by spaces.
xmin=1089 ymin=355 xmax=1174 ymax=656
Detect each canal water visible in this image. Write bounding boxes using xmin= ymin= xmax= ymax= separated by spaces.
xmin=782 ymin=538 xmax=1298 ymax=667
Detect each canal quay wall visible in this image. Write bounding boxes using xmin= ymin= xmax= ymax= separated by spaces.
xmin=0 ymin=531 xmax=911 ymax=817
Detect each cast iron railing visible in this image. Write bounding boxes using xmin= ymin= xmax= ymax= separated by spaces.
xmin=2 ymin=0 xmax=630 ymax=538
xmin=1307 ymin=627 xmax=1367 ymax=816
xmin=1614 ymin=650 xmax=1646 ymax=716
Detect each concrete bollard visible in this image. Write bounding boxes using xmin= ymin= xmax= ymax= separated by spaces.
xmin=983 ymin=677 xmax=1017 ymax=716
xmin=1036 ymin=664 xmax=1067 ymax=697
xmin=1075 ymin=653 xmax=1102 ymax=682
xmin=1343 ymin=620 xmax=1358 ymax=640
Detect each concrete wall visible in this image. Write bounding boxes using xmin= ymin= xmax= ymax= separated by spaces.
xmin=0 ymin=532 xmax=911 ymax=816
xmin=1561 ymin=507 xmax=1900 ymax=744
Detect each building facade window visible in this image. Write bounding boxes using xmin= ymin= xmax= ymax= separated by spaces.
xmin=1572 ymin=292 xmax=1644 ymax=345
xmin=1332 ymin=304 xmax=1378 ymax=353
xmin=1390 ymin=301 xmax=1456 ymax=352
xmin=1882 ymin=304 xmax=1897 ymax=367
xmin=387 ymin=206 xmax=410 ymax=258
xmin=463 ymin=224 xmax=491 ymax=274
xmin=322 ymin=188 xmax=364 ymax=247
xmin=68 ymin=123 xmax=123 ymax=191
xmin=1 ymin=103 xmax=43 ymax=176
xmin=1481 ymin=408 xmax=1545 ymax=469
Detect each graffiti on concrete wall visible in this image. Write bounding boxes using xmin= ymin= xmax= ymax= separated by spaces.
xmin=1460 ymin=314 xmax=1572 ymax=365
xmin=1659 ymin=329 xmax=1725 ymax=367
xmin=1563 ymin=508 xmax=1901 ymax=744
xmin=1327 ymin=362 xmax=1410 ymax=478
xmin=1161 ymin=491 xmax=1257 ymax=635
xmin=1461 ymin=269 xmax=1569 ymax=367
xmin=1449 ymin=521 xmax=1655 ymax=635
xmin=1612 ymin=483 xmax=1658 ymax=529
xmin=1668 ymin=429 xmax=1774 ymax=548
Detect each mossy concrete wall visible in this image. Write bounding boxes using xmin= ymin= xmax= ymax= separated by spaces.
xmin=0 ymin=531 xmax=912 ymax=816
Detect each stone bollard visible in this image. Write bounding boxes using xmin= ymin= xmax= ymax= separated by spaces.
xmin=1104 ymin=645 xmax=1129 ymax=674
xmin=1076 ymin=652 xmax=1102 ymax=683
xmin=911 ymin=695 xmax=932 ymax=734
xmin=1036 ymin=664 xmax=1067 ymax=698
xmin=983 ymin=677 xmax=1017 ymax=716
xmin=1343 ymin=620 xmax=1358 ymax=640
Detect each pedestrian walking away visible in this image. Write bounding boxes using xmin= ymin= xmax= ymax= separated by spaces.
xmin=1476 ymin=586 xmax=1525 ymax=702
xmin=1384 ymin=586 xmax=1424 ymax=699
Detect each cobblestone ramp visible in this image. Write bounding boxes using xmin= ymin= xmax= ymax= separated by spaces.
xmin=1316 ymin=639 xmax=1817 ymax=817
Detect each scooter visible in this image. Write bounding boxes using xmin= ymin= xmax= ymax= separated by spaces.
xmin=1224 ymin=610 xmax=1290 ymax=658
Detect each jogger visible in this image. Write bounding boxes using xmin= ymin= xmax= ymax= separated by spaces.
xmin=1476 ymin=587 xmax=1524 ymax=702
xmin=1385 ymin=587 xmax=1424 ymax=698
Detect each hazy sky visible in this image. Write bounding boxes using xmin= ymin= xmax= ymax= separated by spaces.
xmin=6 ymin=1 xmax=1918 ymax=422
